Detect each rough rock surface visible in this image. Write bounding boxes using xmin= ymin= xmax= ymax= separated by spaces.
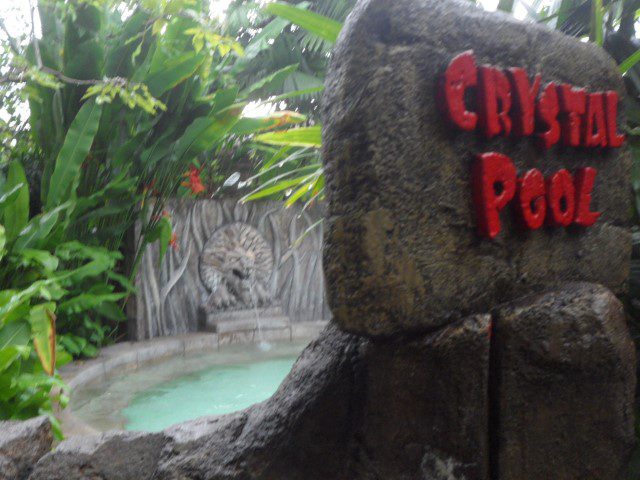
xmin=491 ymin=282 xmax=637 ymax=479
xmin=28 ymin=430 xmax=166 ymax=480
xmin=322 ymin=0 xmax=632 ymax=336
xmin=356 ymin=314 xmax=491 ymax=479
xmin=0 ymin=416 xmax=52 ymax=480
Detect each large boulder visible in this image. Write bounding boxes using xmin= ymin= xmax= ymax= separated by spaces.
xmin=491 ymin=282 xmax=637 ymax=479
xmin=0 ymin=416 xmax=52 ymax=480
xmin=354 ymin=315 xmax=491 ymax=479
xmin=322 ymin=0 xmax=632 ymax=336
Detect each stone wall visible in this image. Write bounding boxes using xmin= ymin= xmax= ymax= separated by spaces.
xmin=132 ymin=198 xmax=329 ymax=340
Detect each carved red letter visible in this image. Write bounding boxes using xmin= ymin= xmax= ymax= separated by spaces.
xmin=472 ymin=152 xmax=517 ymax=239
xmin=516 ymin=169 xmax=546 ymax=230
xmin=440 ymin=51 xmax=478 ymax=131
xmin=507 ymin=68 xmax=541 ymax=137
xmin=558 ymin=84 xmax=587 ymax=147
xmin=537 ymin=83 xmax=561 ymax=149
xmin=583 ymin=93 xmax=608 ymax=148
xmin=604 ymin=91 xmax=626 ymax=148
xmin=479 ymin=67 xmax=512 ymax=138
xmin=574 ymin=167 xmax=600 ymax=227
xmin=546 ymin=169 xmax=576 ymax=227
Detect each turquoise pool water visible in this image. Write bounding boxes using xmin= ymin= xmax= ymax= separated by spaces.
xmin=69 ymin=341 xmax=307 ymax=432
xmin=123 ymin=356 xmax=296 ymax=431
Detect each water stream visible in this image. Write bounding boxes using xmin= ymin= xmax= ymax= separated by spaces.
xmin=249 ymin=283 xmax=272 ymax=352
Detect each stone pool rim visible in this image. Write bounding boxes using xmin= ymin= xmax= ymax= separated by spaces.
xmin=57 ymin=320 xmax=328 ymax=437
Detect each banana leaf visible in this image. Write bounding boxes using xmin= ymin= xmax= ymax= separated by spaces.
xmin=45 ymin=100 xmax=103 ymax=210
xmin=3 ymin=162 xmax=29 ymax=242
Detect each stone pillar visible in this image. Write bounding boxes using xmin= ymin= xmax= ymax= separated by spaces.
xmin=359 ymin=315 xmax=491 ymax=479
xmin=491 ymin=283 xmax=636 ymax=479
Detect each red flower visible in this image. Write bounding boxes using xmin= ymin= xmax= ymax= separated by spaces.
xmin=153 ymin=210 xmax=172 ymax=221
xmin=182 ymin=165 xmax=206 ymax=195
xmin=169 ymin=232 xmax=178 ymax=251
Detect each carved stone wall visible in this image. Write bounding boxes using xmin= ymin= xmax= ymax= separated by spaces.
xmin=132 ymin=198 xmax=329 ymax=340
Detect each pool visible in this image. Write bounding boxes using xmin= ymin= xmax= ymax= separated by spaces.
xmin=68 ymin=341 xmax=307 ymax=432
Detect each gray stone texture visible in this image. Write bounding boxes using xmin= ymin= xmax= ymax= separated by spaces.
xmin=28 ymin=431 xmax=166 ymax=480
xmin=491 ymin=282 xmax=637 ymax=479
xmin=322 ymin=0 xmax=632 ymax=336
xmin=134 ymin=198 xmax=329 ymax=340
xmin=0 ymin=416 xmax=52 ymax=480
xmin=356 ymin=314 xmax=491 ymax=479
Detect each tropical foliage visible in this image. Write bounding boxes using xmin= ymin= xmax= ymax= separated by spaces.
xmin=0 ymin=0 xmax=321 ymax=426
xmin=0 ymin=160 xmax=122 ymax=437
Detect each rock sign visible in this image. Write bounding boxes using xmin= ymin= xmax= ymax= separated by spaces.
xmin=322 ymin=0 xmax=632 ymax=337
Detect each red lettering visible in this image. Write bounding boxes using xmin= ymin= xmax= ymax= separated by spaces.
xmin=495 ymin=69 xmax=512 ymax=137
xmin=478 ymin=67 xmax=511 ymax=138
xmin=583 ymin=93 xmax=607 ymax=148
xmin=604 ymin=91 xmax=626 ymax=148
xmin=516 ymin=169 xmax=546 ymax=230
xmin=536 ymin=83 xmax=561 ymax=149
xmin=574 ymin=167 xmax=600 ymax=226
xmin=472 ymin=152 xmax=517 ymax=239
xmin=558 ymin=84 xmax=587 ymax=147
xmin=546 ymin=169 xmax=576 ymax=227
xmin=507 ymin=68 xmax=541 ymax=137
xmin=440 ymin=51 xmax=478 ymax=131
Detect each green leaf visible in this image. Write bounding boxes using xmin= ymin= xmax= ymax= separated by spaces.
xmin=45 ymin=99 xmax=103 ymax=209
xmin=620 ymin=50 xmax=640 ymax=74
xmin=238 ymin=16 xmax=290 ymax=63
xmin=28 ymin=304 xmax=56 ymax=376
xmin=144 ymin=52 xmax=205 ymax=97
xmin=210 ymin=87 xmax=239 ymax=114
xmin=264 ymin=2 xmax=343 ymax=43
xmin=145 ymin=217 xmax=172 ymax=266
xmin=17 ymin=249 xmax=59 ymax=272
xmin=13 ymin=203 xmax=71 ymax=251
xmin=241 ymin=64 xmax=299 ymax=97
xmin=255 ymin=125 xmax=322 ymax=147
xmin=556 ymin=0 xmax=580 ymax=28
xmin=173 ymin=111 xmax=240 ymax=161
xmin=255 ymin=86 xmax=324 ymax=106
xmin=285 ymin=171 xmax=323 ymax=207
xmin=590 ymin=0 xmax=603 ymax=46
xmin=58 ymin=292 xmax=127 ymax=314
xmin=0 ymin=225 xmax=5 ymax=261
xmin=243 ymin=172 xmax=319 ymax=201
xmin=497 ymin=0 xmax=515 ymax=12
xmin=0 ymin=345 xmax=29 ymax=373
xmin=54 ymin=242 xmax=118 ymax=283
xmin=0 ymin=321 xmax=30 ymax=350
xmin=3 ymin=162 xmax=29 ymax=241
xmin=0 ymin=184 xmax=26 ymax=217
xmin=231 ymin=111 xmax=306 ymax=136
